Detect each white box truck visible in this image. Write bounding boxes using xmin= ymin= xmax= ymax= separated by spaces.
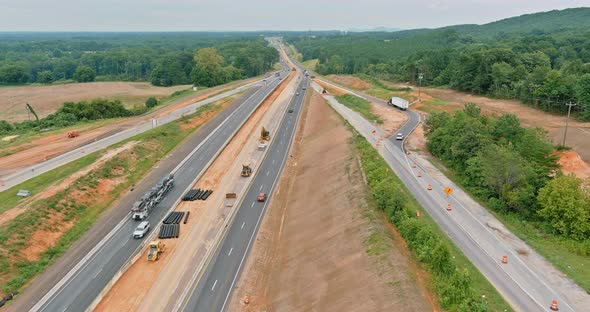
xmin=387 ymin=97 xmax=409 ymax=111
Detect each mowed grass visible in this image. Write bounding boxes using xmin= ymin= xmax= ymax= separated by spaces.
xmin=335 ymin=94 xmax=384 ymax=124
xmin=301 ymin=59 xmax=319 ymax=71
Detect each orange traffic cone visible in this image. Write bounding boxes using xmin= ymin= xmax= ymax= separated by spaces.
xmin=244 ymin=296 xmax=250 ymax=304
xmin=427 ymin=184 xmax=433 ymax=190
xmin=417 ymin=171 xmax=422 ymax=177
xmin=446 ymin=204 xmax=452 ymax=211
xmin=412 ymin=162 xmax=416 ymax=168
xmin=502 ymin=256 xmax=508 ymax=264
xmin=550 ymin=300 xmax=558 ymax=311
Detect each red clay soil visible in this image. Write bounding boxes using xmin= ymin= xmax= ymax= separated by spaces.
xmin=557 ymin=151 xmax=590 ymax=179
xmin=327 ymin=74 xmax=371 ymax=90
xmin=228 ymin=90 xmax=432 ymax=312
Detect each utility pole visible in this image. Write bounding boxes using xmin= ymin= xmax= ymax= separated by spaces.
xmin=562 ymin=102 xmax=577 ymax=146
xmin=418 ymin=73 xmax=424 ymax=100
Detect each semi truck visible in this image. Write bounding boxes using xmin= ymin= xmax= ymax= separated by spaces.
xmin=387 ymin=97 xmax=409 ymax=111
xmin=131 ymin=174 xmax=174 ymax=220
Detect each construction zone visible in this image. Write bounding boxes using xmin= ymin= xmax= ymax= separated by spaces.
xmin=93 ymin=58 xmax=301 ymax=312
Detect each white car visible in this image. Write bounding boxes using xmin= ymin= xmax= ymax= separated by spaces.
xmin=133 ymin=221 xmax=150 ymax=239
xmin=396 ymin=133 xmax=404 ymax=140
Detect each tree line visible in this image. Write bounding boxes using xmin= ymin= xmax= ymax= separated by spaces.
xmin=0 ymin=33 xmax=277 ymax=87
xmin=425 ymin=104 xmax=590 ymax=243
xmin=0 ymin=99 xmax=142 ymax=134
xmin=289 ymin=29 xmax=590 ymax=119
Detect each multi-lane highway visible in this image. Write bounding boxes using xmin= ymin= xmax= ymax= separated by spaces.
xmin=21 ymin=66 xmax=289 ymax=312
xmin=178 ymin=66 xmax=309 ymax=312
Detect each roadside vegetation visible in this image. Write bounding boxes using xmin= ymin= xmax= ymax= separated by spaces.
xmin=335 ymin=94 xmax=383 ymax=124
xmin=425 ymin=104 xmax=590 ymax=290
xmin=289 ymin=7 xmax=590 ymax=119
xmin=0 ymin=101 xmax=224 ymax=295
xmin=352 ymin=132 xmax=510 ymax=312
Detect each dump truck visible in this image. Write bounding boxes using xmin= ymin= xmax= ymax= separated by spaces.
xmin=147 ymin=241 xmax=164 ymax=261
xmin=241 ymin=163 xmax=252 ymax=177
xmin=387 ymin=97 xmax=409 ymax=111
xmin=260 ymin=127 xmax=270 ymax=141
xmin=131 ymin=174 xmax=174 ymax=220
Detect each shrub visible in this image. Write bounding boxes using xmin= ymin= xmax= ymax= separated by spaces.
xmin=145 ymin=97 xmax=158 ymax=108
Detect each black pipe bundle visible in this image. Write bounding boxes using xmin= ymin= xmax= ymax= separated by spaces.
xmin=158 ymin=224 xmax=180 ymax=239
xmin=181 ymin=188 xmax=213 ymax=201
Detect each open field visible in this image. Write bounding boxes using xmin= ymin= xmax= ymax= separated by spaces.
xmin=0 ymin=79 xmax=256 ymax=178
xmin=0 ymin=82 xmax=191 ymax=122
xmin=228 ymin=90 xmax=434 ymax=311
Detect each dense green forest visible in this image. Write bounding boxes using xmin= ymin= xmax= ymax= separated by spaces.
xmin=288 ymin=8 xmax=590 ymax=119
xmin=0 ymin=32 xmax=278 ymax=87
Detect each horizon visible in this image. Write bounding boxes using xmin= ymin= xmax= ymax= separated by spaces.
xmin=0 ymin=1 xmax=588 ymax=32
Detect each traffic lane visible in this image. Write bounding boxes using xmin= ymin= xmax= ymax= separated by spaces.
xmin=400 ymin=145 xmax=569 ymax=311
xmin=7 ymin=87 xmax=264 ymax=312
xmin=381 ymin=143 xmax=538 ymax=311
xmin=35 ymin=79 xmax=284 ymax=311
xmin=185 ymin=76 xmax=308 ymax=311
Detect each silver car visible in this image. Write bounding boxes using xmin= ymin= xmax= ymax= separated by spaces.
xmin=133 ymin=221 xmax=150 ymax=238
xmin=396 ymin=133 xmax=404 ymax=140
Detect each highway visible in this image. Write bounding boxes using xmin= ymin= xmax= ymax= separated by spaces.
xmin=24 ymin=65 xmax=290 ymax=312
xmin=0 ymin=78 xmax=265 ymax=192
xmin=314 ymin=79 xmax=588 ymax=311
xmin=178 ymin=68 xmax=309 ymax=311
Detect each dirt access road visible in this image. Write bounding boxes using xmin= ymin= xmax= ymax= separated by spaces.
xmin=0 ymin=78 xmax=257 ymax=178
xmin=228 ymin=89 xmax=433 ymax=311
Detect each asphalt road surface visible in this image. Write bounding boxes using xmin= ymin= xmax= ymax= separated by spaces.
xmin=319 ymin=82 xmax=582 ymax=312
xmin=179 ymin=73 xmax=309 ymax=312
xmin=0 ymin=79 xmax=264 ymax=192
xmin=24 ymin=67 xmax=289 ymax=312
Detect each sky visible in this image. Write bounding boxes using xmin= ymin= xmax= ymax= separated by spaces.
xmin=0 ymin=0 xmax=589 ymax=31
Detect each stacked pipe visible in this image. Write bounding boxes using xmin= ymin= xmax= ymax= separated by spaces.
xmin=158 ymin=224 xmax=179 ymax=239
xmin=181 ymin=189 xmax=213 ymax=201
xmin=163 ymin=211 xmax=185 ymax=224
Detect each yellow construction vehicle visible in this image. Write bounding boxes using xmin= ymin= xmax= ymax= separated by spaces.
xmin=147 ymin=240 xmax=164 ymax=261
xmin=260 ymin=127 xmax=270 ymax=141
xmin=241 ymin=163 xmax=252 ymax=177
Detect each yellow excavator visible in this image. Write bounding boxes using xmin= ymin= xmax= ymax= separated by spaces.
xmin=241 ymin=163 xmax=252 ymax=177
xmin=260 ymin=127 xmax=270 ymax=141
xmin=147 ymin=241 xmax=164 ymax=261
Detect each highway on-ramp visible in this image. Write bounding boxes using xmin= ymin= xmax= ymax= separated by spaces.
xmin=177 ymin=71 xmax=309 ymax=312
xmin=25 ymin=67 xmax=289 ymax=312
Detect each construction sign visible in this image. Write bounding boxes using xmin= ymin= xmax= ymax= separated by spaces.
xmin=444 ymin=187 xmax=453 ymax=195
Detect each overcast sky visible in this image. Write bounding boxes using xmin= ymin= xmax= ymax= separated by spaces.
xmin=0 ymin=0 xmax=588 ymax=31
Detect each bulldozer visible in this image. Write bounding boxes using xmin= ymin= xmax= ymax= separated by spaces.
xmin=147 ymin=240 xmax=164 ymax=261
xmin=260 ymin=127 xmax=270 ymax=141
xmin=241 ymin=163 xmax=252 ymax=177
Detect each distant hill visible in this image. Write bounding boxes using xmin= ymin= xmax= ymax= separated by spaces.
xmin=347 ymin=27 xmax=402 ymax=33
xmin=390 ymin=7 xmax=590 ymax=39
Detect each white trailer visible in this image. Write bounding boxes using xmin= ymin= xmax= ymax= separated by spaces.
xmin=387 ymin=97 xmax=409 ymax=110
xmin=131 ymin=174 xmax=174 ymax=220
